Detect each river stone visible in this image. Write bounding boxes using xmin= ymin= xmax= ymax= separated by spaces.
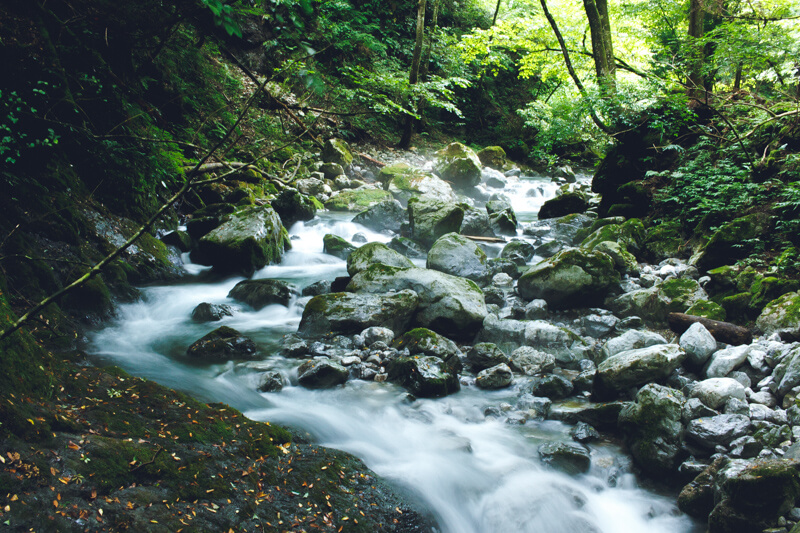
xmin=501 ymin=240 xmax=536 ymax=263
xmin=271 ymin=188 xmax=317 ymax=227
xmin=387 ymin=355 xmax=460 ymax=398
xmin=323 ymin=234 xmax=356 ymax=260
xmin=538 ymin=442 xmax=591 ymax=475
xmin=705 ymin=345 xmax=750 ymax=378
xmin=297 ymin=290 xmax=419 ymax=338
xmin=467 ymin=342 xmax=510 ymax=372
xmin=756 ymin=291 xmax=800 ymax=341
xmin=407 ymin=197 xmax=466 ymax=247
xmin=580 ymin=219 xmax=646 ymax=254
xmin=191 ymin=205 xmax=286 ymax=275
xmin=686 ymin=414 xmax=751 ymax=449
xmin=191 ymin=302 xmax=234 ymax=322
xmin=570 ymin=422 xmax=600 ymax=443
xmin=517 ymin=248 xmax=619 ymax=309
xmin=388 ymin=236 xmax=427 ymax=259
xmin=531 ymin=374 xmax=574 ymax=399
xmin=524 ymin=299 xmax=548 ymax=320
xmin=228 ymin=278 xmax=297 ymax=310
xmin=600 ymin=329 xmax=667 ymax=361
xmin=460 ymin=206 xmax=495 ymax=238
xmin=322 ymin=138 xmax=353 ymax=167
xmin=186 ymin=326 xmax=258 ymax=360
xmin=719 ymin=458 xmax=800 ymax=518
xmin=680 ymin=322 xmax=718 ymax=366
xmin=258 ymin=371 xmax=284 ymax=392
xmin=433 ymin=142 xmax=482 ymax=189
xmin=476 ymin=315 xmax=586 ymax=364
xmin=361 ymin=326 xmax=395 ymax=346
xmin=476 ymin=363 xmax=513 ymax=389
xmin=538 ymin=192 xmax=589 ymax=220
xmin=477 ymin=145 xmax=507 ymax=170
xmin=393 ymin=328 xmax=463 ymax=373
xmin=352 ymin=199 xmax=406 ymax=233
xmin=774 ymin=345 xmax=800 ymax=397
xmin=593 ymin=240 xmax=638 ymax=275
xmin=346 ymin=242 xmax=414 ymax=277
xmin=389 ymin=169 xmax=458 ymax=206
xmin=427 ymin=232 xmax=491 ymax=284
xmin=608 ymin=285 xmax=672 ymax=323
xmin=486 ymin=201 xmax=518 ymax=236
xmin=297 ymin=359 xmax=349 ymax=389
xmin=619 ymin=384 xmax=685 ymax=476
xmin=161 ymin=229 xmax=192 ymax=252
xmin=347 ymin=266 xmax=487 ymax=339
xmin=593 ymin=344 xmax=687 ymax=400
xmin=691 ymin=378 xmax=747 ymax=410
xmin=508 ymin=346 xmax=555 ymax=375
xmin=581 ymin=313 xmax=619 ymax=338
xmin=325 ymin=188 xmax=393 ymax=212
xmin=295 ymin=177 xmax=330 ymax=198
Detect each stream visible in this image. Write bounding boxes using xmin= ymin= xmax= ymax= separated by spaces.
xmin=86 ymin=169 xmax=703 ymax=533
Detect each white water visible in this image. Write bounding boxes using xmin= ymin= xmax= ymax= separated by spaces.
xmin=87 ymin=171 xmax=701 ymax=532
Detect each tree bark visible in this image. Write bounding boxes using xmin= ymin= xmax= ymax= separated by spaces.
xmin=582 ymin=0 xmax=616 ymax=96
xmin=492 ymin=0 xmax=502 ymax=26
xmin=687 ymin=0 xmax=706 ymax=102
xmin=667 ymin=312 xmax=753 ymax=346
xmin=399 ymin=0 xmax=428 ymax=149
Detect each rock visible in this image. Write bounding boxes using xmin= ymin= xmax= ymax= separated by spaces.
xmin=728 ymin=436 xmax=763 ymax=458
xmin=486 ymin=201 xmax=518 ymax=235
xmin=228 ymin=278 xmax=297 ymax=310
xmin=380 ymin=164 xmax=458 ymax=206
xmin=320 ymin=162 xmax=345 ymax=180
xmin=361 ymin=326 xmax=395 ymax=346
xmin=685 ymin=300 xmax=727 ymax=321
xmin=387 ymin=355 xmax=460 ymax=397
xmin=517 ymin=248 xmax=620 ymax=309
xmin=297 ymin=359 xmax=349 ymax=388
xmin=757 ymin=291 xmax=800 ymax=341
xmin=581 ymin=313 xmax=619 ymax=338
xmin=477 ymin=146 xmax=507 ymax=170
xmin=186 ymin=326 xmax=258 ymax=360
xmin=680 ymin=322 xmax=718 ymax=366
xmin=433 ymin=142 xmax=482 ymax=189
xmin=692 ymin=213 xmax=772 ymax=271
xmin=191 ymin=302 xmax=234 ymax=322
xmin=388 ymin=236 xmax=427 ymax=259
xmin=190 ymin=206 xmax=286 ymax=275
xmin=600 ymin=329 xmax=667 ymax=361
xmin=476 ymin=364 xmax=513 ymax=389
xmin=644 ymin=220 xmax=685 ymax=262
xmin=719 ymin=459 xmax=800 ymax=518
xmin=531 ymin=374 xmax=574 ymax=399
xmin=295 ymin=177 xmax=330 ymax=197
xmin=460 ymin=206 xmax=496 ymax=238
xmin=161 ymin=230 xmax=192 ymax=252
xmin=323 ymin=234 xmax=356 ymax=260
xmin=705 ymin=345 xmax=750 ymax=378
xmin=467 ymin=342 xmax=510 ymax=372
xmin=679 ymin=458 xmax=725 ymax=518
xmin=686 ymin=414 xmax=751 ymax=449
xmin=517 ymin=395 xmax=552 ymax=419
xmin=352 ymin=199 xmax=406 ymax=233
xmin=593 ymin=344 xmax=687 ymax=400
xmin=538 ymin=192 xmax=589 ymax=220
xmin=297 ymin=290 xmax=419 ymax=338
xmin=347 ymin=266 xmax=487 ymax=339
xmin=619 ymin=384 xmax=685 ymax=476
xmin=667 ymin=312 xmax=753 ymax=346
xmin=271 ymin=188 xmax=317 ymax=227
xmin=321 ymin=138 xmax=354 ymax=167
xmin=325 ymin=188 xmax=393 ymax=212
xmin=774 ymin=345 xmax=800 ymax=397
xmin=407 ymin=197 xmax=465 ymax=247
xmin=427 ymin=232 xmax=491 ymax=284
xmin=524 ymin=299 xmax=548 ymax=320
xmin=660 ymin=278 xmax=708 ymax=313
xmin=691 ymin=378 xmax=748 ymax=410
xmin=500 ymin=240 xmax=536 ymax=263
xmin=570 ymin=422 xmax=600 ymax=443
xmin=508 ymin=346 xmax=555 ymax=375
xmin=538 ymin=442 xmax=591 ymax=475
xmin=393 ymin=328 xmax=463 ymax=373
xmin=580 ymin=219 xmax=646 ymax=254
xmin=593 ymin=241 xmax=638 ymax=275
xmin=258 ymin=371 xmax=284 ymax=392
xmin=476 ymin=315 xmax=586 ymax=365
xmin=346 ymin=242 xmax=414 ymax=276
xmin=609 ymin=286 xmax=672 ymax=323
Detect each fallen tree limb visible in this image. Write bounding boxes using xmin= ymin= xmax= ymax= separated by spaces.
xmin=181 ymin=161 xmax=252 ymax=175
xmin=667 ymin=312 xmax=753 ymax=346
xmin=463 ymin=235 xmax=506 ymax=243
xmin=356 ymin=152 xmax=387 ymax=167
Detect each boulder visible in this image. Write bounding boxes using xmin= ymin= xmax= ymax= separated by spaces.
xmin=186 ymin=326 xmax=258 ymax=360
xmin=378 ymin=163 xmax=458 ymax=206
xmin=466 ymin=342 xmax=510 ymax=372
xmin=517 ymin=248 xmax=620 ymax=309
xmin=531 ymin=374 xmax=574 ymax=399
xmin=580 ymin=219 xmax=646 ymax=254
xmin=297 ymin=290 xmax=419 ymax=338
xmin=476 ymin=363 xmax=513 ymax=389
xmin=486 ymin=200 xmax=518 ymax=235
xmin=538 ymin=442 xmax=591 ymax=475
xmin=685 ymin=414 xmax=751 ymax=449
xmin=190 ymin=206 xmax=286 ymax=275
xmin=618 ymin=384 xmax=685 ymax=476
xmin=320 ymin=162 xmax=345 ymax=180
xmin=347 ymin=266 xmax=487 ymax=339
xmin=692 ymin=213 xmax=772 ymax=271
xmin=321 ymin=138 xmax=353 ymax=167
xmin=600 ymin=329 xmax=667 ymax=361
xmin=609 ymin=286 xmax=672 ymax=323
xmin=387 ymin=355 xmax=460 ymax=397
xmin=346 ymin=242 xmax=414 ymax=277
xmin=297 ymin=359 xmax=349 ymax=389
xmin=271 ymin=188 xmax=317 ymax=227
xmin=426 ymin=233 xmax=491 ymax=284
xmin=433 ymin=142 xmax=482 ymax=189
xmin=680 ymin=322 xmax=718 ymax=366
xmin=500 ymin=240 xmax=536 ymax=263
xmin=388 ymin=236 xmax=426 ymax=259
xmin=460 ymin=206 xmax=495 ymax=238
xmin=407 ymin=197 xmax=465 ymax=247
xmin=705 ymin=345 xmax=750 ymax=378
xmin=508 ymin=346 xmax=555 ymax=375
xmin=719 ymin=459 xmax=800 ymax=518
xmin=476 ymin=315 xmax=585 ymax=365
xmin=191 ymin=302 xmax=234 ymax=322
xmin=295 ymin=177 xmax=330 ymax=198
xmin=325 ymin=188 xmax=393 ymax=212
xmin=352 ymin=199 xmax=407 ymax=233
xmin=773 ymin=345 xmax=800 ymax=397
xmin=476 ymin=145 xmax=507 ymax=170
xmin=593 ymin=241 xmax=638 ymax=275
xmin=228 ymin=278 xmax=297 ymax=310
xmin=161 ymin=230 xmax=192 ymax=252
xmin=756 ymin=291 xmax=800 ymax=341
xmin=258 ymin=371 xmax=284 ymax=392
xmin=323 ymin=234 xmax=356 ymax=260
xmin=537 ymin=192 xmax=589 ymax=220
xmin=685 ymin=300 xmax=727 ymax=321
xmin=593 ymin=344 xmax=687 ymax=400
xmin=690 ymin=378 xmax=747 ymax=410
xmin=393 ymin=328 xmax=463 ymax=373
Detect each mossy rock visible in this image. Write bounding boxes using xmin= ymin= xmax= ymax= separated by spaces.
xmin=192 ymin=202 xmax=237 ymax=219
xmin=749 ymin=276 xmax=800 ymax=313
xmin=321 ymin=138 xmax=354 ymax=167
xmin=426 ymin=232 xmax=491 ymax=284
xmin=706 ymin=265 xmax=741 ymax=295
xmin=477 ymin=146 xmax=507 ymax=170
xmin=346 ymin=242 xmax=414 ymax=277
xmin=661 ymin=278 xmax=707 ymax=313
xmin=644 ymin=219 xmax=685 ymax=261
xmin=685 ymin=300 xmax=727 ymax=321
xmin=185 ymin=326 xmax=258 ymax=360
xmin=393 ymin=328 xmax=463 ymax=373
xmin=722 ymin=459 xmax=800 ymax=517
xmin=720 ymin=292 xmax=752 ymax=322
xmin=574 ymin=216 xmax=626 ymax=244
xmin=61 ymin=275 xmax=113 ymax=316
xmin=581 ymin=218 xmax=646 ymax=254
xmin=324 ymin=188 xmax=392 ymax=212
xmin=594 ymin=240 xmax=638 ymax=275
xmin=387 ymin=355 xmax=460 ymax=398
xmin=271 ymin=188 xmax=318 ymax=227
xmin=297 ymin=290 xmax=419 ymax=338
xmin=323 ymin=234 xmax=356 ymax=260
xmin=693 ymin=213 xmax=773 ymax=271
xmin=407 ymin=196 xmax=465 ymax=247
xmin=756 ymin=291 xmax=800 ymax=340
xmin=433 ymin=142 xmax=482 ymax=189
xmin=227 ymin=278 xmax=297 ymax=310
xmin=537 ymin=192 xmax=589 ymax=220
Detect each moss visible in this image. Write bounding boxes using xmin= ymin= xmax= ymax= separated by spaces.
xmin=749 ymin=276 xmax=800 ymax=312
xmin=720 ymin=292 xmax=752 ymax=321
xmin=324 ymin=189 xmax=392 ymax=211
xmin=686 ymin=300 xmax=727 ymax=321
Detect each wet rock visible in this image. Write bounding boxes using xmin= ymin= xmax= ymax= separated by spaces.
xmin=619 ymin=384 xmax=685 ymax=476
xmin=593 ymin=344 xmax=687 ymax=400
xmin=186 ymin=326 xmax=258 ymax=360
xmin=680 ymin=322 xmax=718 ymax=366
xmin=379 ymin=163 xmax=459 ymax=205
xmin=691 ymin=378 xmax=748 ymax=410
xmin=609 ymin=285 xmax=671 ymax=323
xmin=387 ymin=355 xmax=460 ymax=398
xmin=302 ymin=280 xmax=330 ymax=297
xmin=686 ymin=414 xmax=751 ymax=449
xmin=161 ymin=229 xmax=192 ymax=252
xmin=433 ymin=142 xmax=482 ymax=189
xmin=531 ymin=374 xmax=574 ymax=399
xmin=550 ymin=401 xmax=628 ymax=429
xmin=570 ymin=422 xmax=600 ymax=443
xmin=524 ymin=299 xmax=548 ymax=320
xmin=388 ymin=236 xmax=427 ymax=259
xmin=351 ymin=199 xmax=406 ymax=233
xmin=581 ymin=313 xmax=619 ymax=338
xmin=678 ymin=458 xmax=726 ymax=518
xmin=297 ymin=290 xmax=419 ymax=338
xmin=191 ymin=302 xmax=234 ymax=322
xmin=271 ymin=188 xmax=317 ymax=227
xmin=500 ymin=240 xmax=536 ymax=263
xmin=728 ymin=436 xmax=762 ymax=459
xmin=476 ymin=315 xmax=586 ymax=364
xmin=476 ymin=364 xmax=513 ymax=389
xmin=346 ymin=242 xmax=414 ymax=276
xmin=467 ymin=342 xmax=510 ymax=372
xmin=600 ymin=329 xmax=667 ymax=361
xmin=258 ymin=371 xmax=284 ymax=392
xmin=460 ymin=206 xmax=495 ymax=238
xmin=407 ymin=197 xmax=465 ymax=247
xmin=393 ymin=328 xmax=463 ymax=373
xmin=538 ymin=192 xmax=589 ymax=220
xmin=361 ymin=326 xmax=395 ymax=346
xmin=427 ymin=233 xmax=491 ymax=284
xmin=581 ymin=219 xmax=646 ymax=254
xmin=228 ymin=278 xmax=297 ymax=310
xmin=323 ymin=234 xmax=356 ymax=260
xmin=508 ymin=346 xmax=555 ymax=375
xmin=538 ymin=442 xmax=591 ymax=475
xmin=297 ymin=359 xmax=349 ymax=388
xmin=774 ymin=345 xmax=800 ymax=396
xmin=486 ymin=201 xmax=518 ymax=235
xmin=682 ymin=397 xmax=719 ymax=423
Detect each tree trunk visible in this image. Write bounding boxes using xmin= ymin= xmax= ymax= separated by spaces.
xmin=687 ymin=0 xmax=706 ymax=102
xmin=582 ymin=0 xmax=616 ymax=96
xmin=492 ymin=0 xmax=502 ymax=26
xmin=399 ymin=0 xmax=428 ymax=149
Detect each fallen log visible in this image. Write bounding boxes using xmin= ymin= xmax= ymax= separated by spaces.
xmin=356 ymin=152 xmax=387 ymax=167
xmin=667 ymin=312 xmax=752 ymax=346
xmin=463 ymin=235 xmax=506 ymax=243
xmin=182 ymin=162 xmax=252 ymax=175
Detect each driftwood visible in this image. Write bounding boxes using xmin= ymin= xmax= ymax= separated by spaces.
xmin=667 ymin=312 xmax=753 ymax=346
xmin=182 ymin=162 xmax=252 ymax=175
xmin=463 ymin=235 xmax=506 ymax=243
xmin=356 ymin=152 xmax=387 ymax=167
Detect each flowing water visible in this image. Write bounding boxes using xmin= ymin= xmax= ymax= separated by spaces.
xmin=87 ymin=171 xmax=702 ymax=532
